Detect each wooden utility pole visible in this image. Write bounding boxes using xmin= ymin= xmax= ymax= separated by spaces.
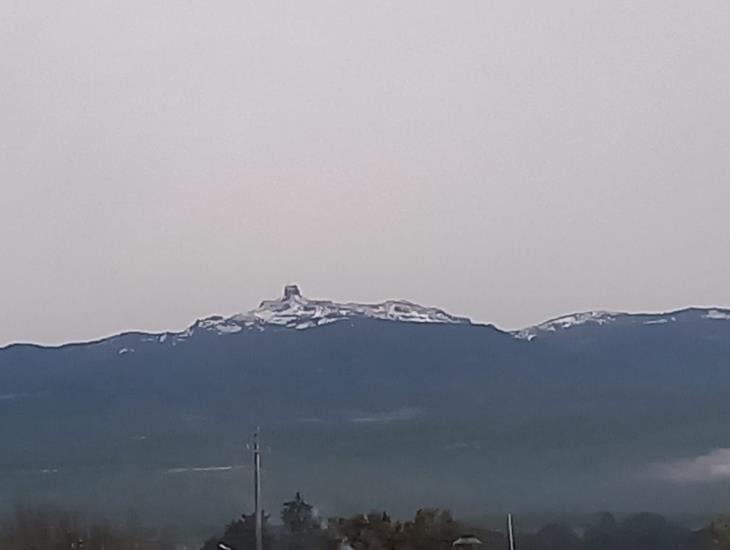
xmin=506 ymin=514 xmax=516 ymax=550
xmin=253 ymin=430 xmax=263 ymax=550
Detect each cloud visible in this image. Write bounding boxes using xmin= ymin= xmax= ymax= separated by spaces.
xmin=349 ymin=407 xmax=423 ymax=424
xmin=651 ymin=448 xmax=730 ymax=483
xmin=164 ymin=465 xmax=247 ymax=475
xmin=444 ymin=442 xmax=481 ymax=451
xmin=296 ymin=417 xmax=327 ymax=424
xmin=0 ymin=393 xmax=31 ymax=402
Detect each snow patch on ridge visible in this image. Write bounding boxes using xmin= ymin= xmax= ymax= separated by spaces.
xmin=166 ymin=285 xmax=470 ymax=342
xmin=514 ymin=307 xmax=730 ymax=341
xmin=644 ymin=318 xmax=673 ymax=325
xmin=513 ymin=311 xmax=617 ymax=341
xmin=705 ymin=309 xmax=730 ymax=321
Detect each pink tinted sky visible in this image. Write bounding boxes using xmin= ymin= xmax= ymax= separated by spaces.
xmin=1 ymin=1 xmax=729 ymax=345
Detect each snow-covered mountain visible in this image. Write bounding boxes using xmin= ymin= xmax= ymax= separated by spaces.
xmin=104 ymin=286 xmax=730 ymax=348
xmin=175 ymin=285 xmax=471 ymax=340
xmin=4 ymin=288 xmax=730 ymax=530
xmin=513 ymin=307 xmax=730 ymax=341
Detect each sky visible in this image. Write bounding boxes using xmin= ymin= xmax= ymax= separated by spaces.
xmin=1 ymin=1 xmax=729 ymax=346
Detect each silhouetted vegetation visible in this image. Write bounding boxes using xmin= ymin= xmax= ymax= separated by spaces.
xmin=200 ymin=512 xmax=274 ymax=550
xmin=202 ymin=500 xmax=500 ymax=550
xmin=328 ymin=508 xmax=501 ymax=550
xmin=9 ymin=501 xmax=730 ymax=550
xmin=200 ymin=501 xmax=730 ymax=550
xmin=514 ymin=512 xmax=706 ymax=550
xmin=0 ymin=505 xmax=173 ymax=550
xmin=281 ymin=493 xmax=320 ymax=535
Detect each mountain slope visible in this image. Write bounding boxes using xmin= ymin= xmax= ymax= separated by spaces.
xmin=2 ymin=288 xmax=730 ymax=535
xmin=514 ymin=307 xmax=730 ymax=341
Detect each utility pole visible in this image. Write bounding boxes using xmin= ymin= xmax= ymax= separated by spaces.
xmin=506 ymin=513 xmax=516 ymax=550
xmin=253 ymin=429 xmax=263 ymax=550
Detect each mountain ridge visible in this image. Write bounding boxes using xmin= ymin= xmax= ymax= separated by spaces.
xmin=3 ymin=287 xmax=730 ymax=530
xmin=3 ymin=285 xmax=729 ymax=350
xmin=514 ymin=306 xmax=730 ymax=341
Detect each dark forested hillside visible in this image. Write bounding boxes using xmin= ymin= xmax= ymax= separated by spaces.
xmin=3 ymin=304 xmax=730 ymax=534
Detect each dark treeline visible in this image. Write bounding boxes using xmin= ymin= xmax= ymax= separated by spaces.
xmin=0 ymin=505 xmax=174 ymax=550
xmin=201 ymin=500 xmax=494 ymax=550
xmin=200 ymin=494 xmax=730 ymax=550
xmin=519 ymin=513 xmax=730 ymax=550
xmin=5 ymin=499 xmax=730 ymax=550
xmin=202 ymin=494 xmax=730 ymax=550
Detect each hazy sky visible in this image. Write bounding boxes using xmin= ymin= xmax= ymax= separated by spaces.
xmin=2 ymin=1 xmax=729 ymax=346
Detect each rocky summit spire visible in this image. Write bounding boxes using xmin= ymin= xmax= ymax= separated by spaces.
xmin=188 ymin=285 xmax=471 ymax=337
xmin=283 ymin=284 xmax=302 ymax=299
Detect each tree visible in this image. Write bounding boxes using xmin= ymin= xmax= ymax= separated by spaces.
xmin=402 ymin=509 xmax=460 ymax=550
xmin=695 ymin=515 xmax=730 ymax=550
xmin=201 ymin=512 xmax=272 ymax=550
xmin=0 ymin=505 xmax=173 ymax=550
xmin=618 ymin=513 xmax=692 ymax=550
xmin=583 ymin=512 xmax=619 ymax=550
xmin=335 ymin=512 xmax=398 ymax=550
xmin=521 ymin=523 xmax=583 ymax=550
xmin=282 ymin=493 xmax=321 ymax=535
